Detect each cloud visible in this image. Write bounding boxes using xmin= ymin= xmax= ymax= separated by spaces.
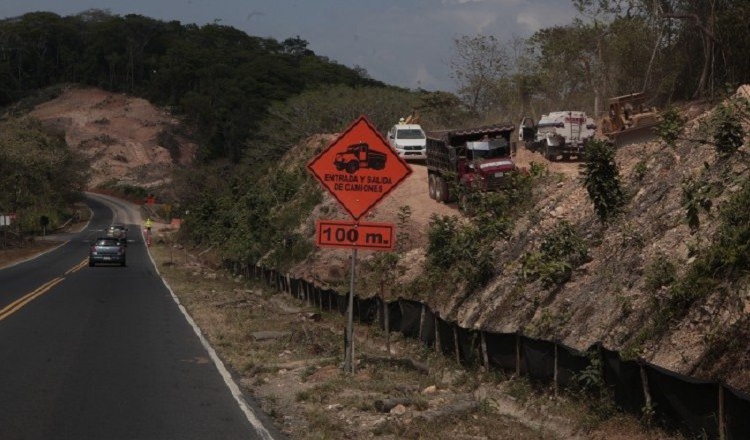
xmin=516 ymin=11 xmax=541 ymax=32
xmin=442 ymin=0 xmax=485 ymax=4
xmin=412 ymin=63 xmax=442 ymax=90
xmin=450 ymin=9 xmax=498 ymax=34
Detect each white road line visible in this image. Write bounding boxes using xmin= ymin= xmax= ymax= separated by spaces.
xmin=144 ymin=240 xmax=278 ymax=440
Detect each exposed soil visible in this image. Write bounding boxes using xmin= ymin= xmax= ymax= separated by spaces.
xmin=30 ymin=86 xmax=197 ymax=189
xmin=284 ymin=95 xmax=750 ymax=395
xmin=7 ymin=85 xmax=747 ymax=438
xmin=147 ymin=239 xmax=676 ymax=440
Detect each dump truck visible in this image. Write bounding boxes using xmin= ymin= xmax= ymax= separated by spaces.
xmin=600 ymin=92 xmax=659 ymax=145
xmin=426 ymin=123 xmax=518 ymax=204
xmin=334 ymin=142 xmax=387 ymax=174
xmin=519 ymin=111 xmax=596 ymax=161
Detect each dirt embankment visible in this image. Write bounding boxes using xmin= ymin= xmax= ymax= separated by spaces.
xmin=288 ymin=96 xmax=750 ymax=393
xmin=30 ymin=86 xmax=197 ymax=189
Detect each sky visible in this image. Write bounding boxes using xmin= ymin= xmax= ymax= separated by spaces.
xmin=0 ymin=0 xmax=580 ymax=92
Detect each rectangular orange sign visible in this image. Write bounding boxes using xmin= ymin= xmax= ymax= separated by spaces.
xmin=315 ymin=220 xmax=395 ymax=251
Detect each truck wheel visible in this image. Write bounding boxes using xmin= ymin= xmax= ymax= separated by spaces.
xmin=428 ymin=174 xmax=436 ymax=200
xmin=345 ymin=161 xmax=359 ymax=174
xmin=434 ymin=176 xmax=444 ymax=202
xmin=438 ymin=177 xmax=450 ymax=203
xmin=545 ymin=145 xmax=556 ymax=162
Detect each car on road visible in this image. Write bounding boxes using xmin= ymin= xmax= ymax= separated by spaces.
xmin=89 ymin=237 xmax=127 ymax=267
xmin=106 ymin=224 xmax=128 ymax=246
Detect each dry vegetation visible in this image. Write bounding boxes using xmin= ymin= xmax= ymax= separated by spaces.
xmin=145 ymin=234 xmax=681 ymax=439
xmin=0 ymin=241 xmax=61 ymax=269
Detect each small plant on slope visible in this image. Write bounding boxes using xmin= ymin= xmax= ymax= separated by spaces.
xmin=579 ymin=139 xmax=624 ymax=224
xmin=712 ymin=101 xmax=745 ymax=157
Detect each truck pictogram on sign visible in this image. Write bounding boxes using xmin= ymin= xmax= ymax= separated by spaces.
xmin=307 ymin=116 xmax=412 ymax=220
xmin=334 ymin=143 xmax=387 ymax=174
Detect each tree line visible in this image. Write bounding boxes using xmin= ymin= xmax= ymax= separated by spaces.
xmin=451 ymin=0 xmax=750 ymax=122
xmin=0 ymin=10 xmax=386 ymax=162
xmin=0 ymin=117 xmax=88 ymax=234
xmin=3 ymin=2 xmax=749 ymax=259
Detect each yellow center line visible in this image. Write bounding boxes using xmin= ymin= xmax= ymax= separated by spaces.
xmin=65 ymin=258 xmax=90 ymax=275
xmin=0 ymin=277 xmax=65 ymax=322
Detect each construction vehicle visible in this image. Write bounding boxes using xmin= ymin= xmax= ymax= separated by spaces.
xmin=334 ymin=142 xmax=387 ymax=174
xmin=426 ymin=123 xmax=519 ymax=205
xmin=519 ymin=111 xmax=596 ymax=161
xmin=600 ymin=92 xmax=659 ymax=145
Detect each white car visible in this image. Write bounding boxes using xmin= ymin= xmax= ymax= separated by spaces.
xmin=387 ymin=124 xmax=427 ymax=161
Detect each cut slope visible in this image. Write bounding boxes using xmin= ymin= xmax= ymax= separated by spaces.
xmin=30 ymin=86 xmax=196 ymax=189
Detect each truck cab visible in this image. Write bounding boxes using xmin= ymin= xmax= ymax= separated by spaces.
xmin=456 ymin=138 xmax=516 ymax=190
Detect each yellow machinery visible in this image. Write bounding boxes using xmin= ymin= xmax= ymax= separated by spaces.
xmin=600 ymin=92 xmax=659 ymax=145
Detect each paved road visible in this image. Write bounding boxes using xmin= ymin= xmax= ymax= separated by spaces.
xmin=0 ymin=194 xmax=281 ymax=440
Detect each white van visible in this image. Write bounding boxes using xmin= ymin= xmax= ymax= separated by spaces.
xmin=387 ymin=124 xmax=427 ymax=161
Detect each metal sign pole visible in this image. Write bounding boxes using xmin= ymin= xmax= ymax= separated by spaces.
xmin=343 ymin=248 xmax=357 ymax=373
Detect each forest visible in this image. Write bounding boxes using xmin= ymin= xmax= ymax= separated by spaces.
xmin=1 ymin=1 xmax=750 ymax=259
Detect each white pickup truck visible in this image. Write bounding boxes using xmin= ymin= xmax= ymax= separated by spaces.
xmin=387 ymin=123 xmax=427 ymax=161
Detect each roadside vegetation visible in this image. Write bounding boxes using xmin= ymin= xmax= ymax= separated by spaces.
xmin=4 ymin=3 xmax=749 ymax=269
xmin=0 ymin=116 xmax=88 ymax=238
xmin=147 ymin=238 xmax=683 ymax=439
xmin=2 ymin=2 xmax=750 ymax=437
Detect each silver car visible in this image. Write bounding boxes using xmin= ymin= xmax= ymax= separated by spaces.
xmin=89 ymin=237 xmax=127 ymax=267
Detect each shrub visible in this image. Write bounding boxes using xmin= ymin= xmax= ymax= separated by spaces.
xmin=643 ymin=255 xmax=677 ymax=293
xmin=681 ymin=175 xmax=712 ymax=233
xmin=712 ymin=102 xmax=744 ymax=157
xmin=520 ymin=220 xmax=588 ymax=288
xmin=655 ymin=106 xmax=685 ymax=148
xmin=425 ymin=214 xmax=494 ymax=290
xmin=580 ymin=139 xmax=624 ymax=224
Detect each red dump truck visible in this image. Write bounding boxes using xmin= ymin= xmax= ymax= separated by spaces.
xmin=334 ymin=142 xmax=387 ymax=174
xmin=426 ymin=123 xmax=519 ymax=203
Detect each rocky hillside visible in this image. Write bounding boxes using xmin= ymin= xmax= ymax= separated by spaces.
xmin=287 ymin=89 xmax=750 ymax=393
xmin=30 ymin=85 xmax=749 ymax=394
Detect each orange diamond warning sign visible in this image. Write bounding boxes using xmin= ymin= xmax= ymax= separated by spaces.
xmin=307 ymin=116 xmax=412 ymax=220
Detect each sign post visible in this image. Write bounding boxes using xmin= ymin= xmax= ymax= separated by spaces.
xmin=307 ymin=115 xmax=412 ymax=373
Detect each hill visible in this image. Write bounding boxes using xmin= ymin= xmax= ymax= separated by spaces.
xmin=30 ymin=86 xmax=197 ymax=190
xmin=281 ymin=92 xmax=750 ymax=394
xmin=26 ymin=85 xmax=749 ymax=394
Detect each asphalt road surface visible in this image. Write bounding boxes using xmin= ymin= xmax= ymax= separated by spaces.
xmin=0 ymin=194 xmax=282 ymax=440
